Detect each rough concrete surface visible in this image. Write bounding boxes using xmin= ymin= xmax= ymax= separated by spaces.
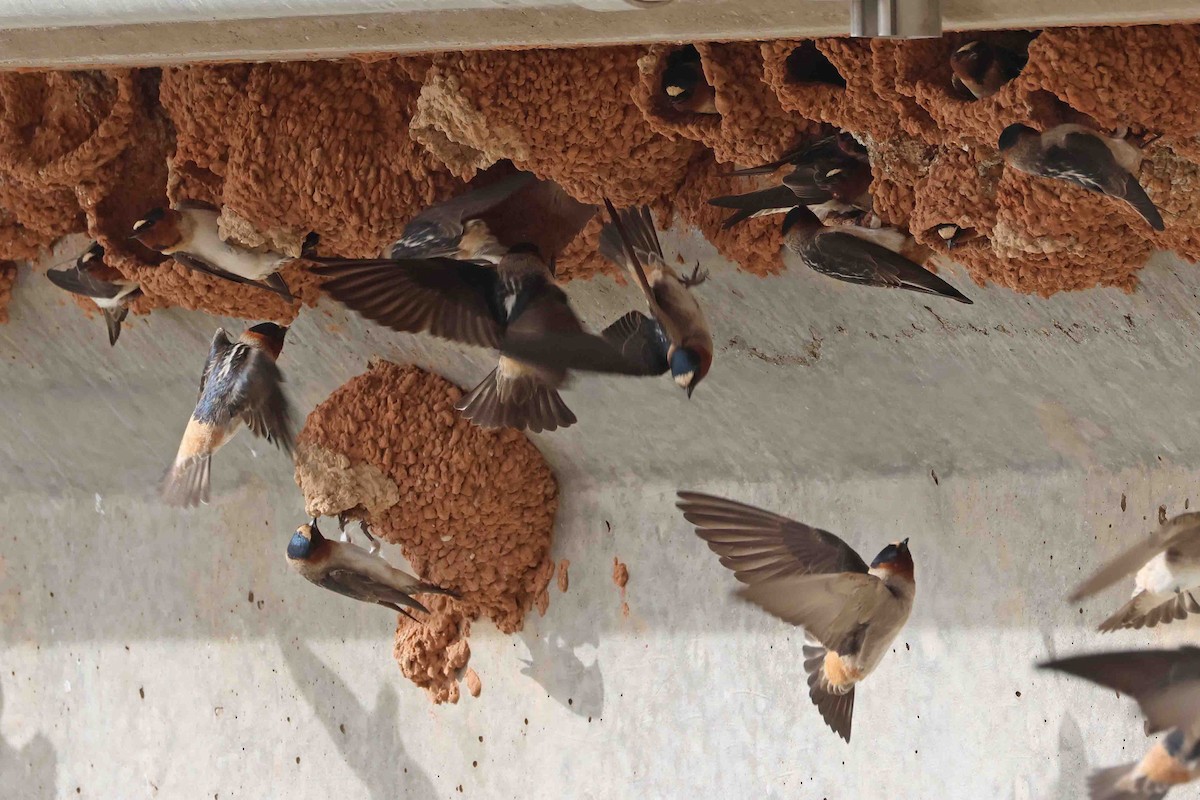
xmin=2 ymin=227 xmax=1200 ymax=797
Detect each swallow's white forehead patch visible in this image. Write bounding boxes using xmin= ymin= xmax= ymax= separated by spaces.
xmin=936 ymin=224 xmax=958 ymax=239
xmin=665 ymin=85 xmax=685 ymax=97
xmin=132 ymin=217 xmax=152 ymax=231
xmin=674 ymin=370 xmax=694 ymax=389
xmin=956 ymin=41 xmax=982 ymax=54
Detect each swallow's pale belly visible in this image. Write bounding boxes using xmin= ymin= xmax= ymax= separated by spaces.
xmin=1136 ymin=553 xmax=1200 ymax=595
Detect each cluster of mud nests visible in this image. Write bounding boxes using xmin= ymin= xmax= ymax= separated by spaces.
xmin=6 ymin=25 xmax=1200 ymax=698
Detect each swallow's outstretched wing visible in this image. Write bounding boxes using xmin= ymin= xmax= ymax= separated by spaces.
xmin=45 ymin=264 xmax=125 ymax=300
xmin=311 ymin=256 xmax=505 ymax=349
xmin=390 ymin=171 xmax=536 ymax=258
xmin=1040 ymin=648 xmax=1200 ymax=735
xmin=676 ymin=492 xmax=871 ymax=581
xmin=806 ymin=231 xmax=973 ymax=303
xmin=1069 ymin=513 xmax=1200 ymax=601
xmin=598 ymin=311 xmax=671 ymax=376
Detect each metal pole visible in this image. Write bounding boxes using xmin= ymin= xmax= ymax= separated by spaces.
xmin=850 ymin=0 xmax=942 ymax=38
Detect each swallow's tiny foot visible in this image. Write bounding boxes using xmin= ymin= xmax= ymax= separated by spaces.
xmin=680 ymin=264 xmax=709 ymax=288
xmin=361 ymin=522 xmax=381 ymax=556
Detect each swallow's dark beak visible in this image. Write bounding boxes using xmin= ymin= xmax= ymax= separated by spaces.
xmin=686 ymin=384 xmax=695 ymax=399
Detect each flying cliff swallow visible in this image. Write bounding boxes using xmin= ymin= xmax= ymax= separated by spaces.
xmin=782 ymin=206 xmax=973 ymax=303
xmin=497 ymin=203 xmax=715 ymax=397
xmin=130 ymin=204 xmax=308 ymax=300
xmin=677 ymin=491 xmax=915 ymax=742
xmin=710 ymin=158 xmax=873 ymax=229
xmin=311 ymin=243 xmax=626 ymax=432
xmin=998 ymin=123 xmax=1165 ymax=231
xmin=45 ymin=242 xmax=142 ymax=346
xmin=662 ymin=47 xmax=718 ymax=115
xmin=949 ymin=41 xmax=1027 ymax=100
xmin=1041 ymin=648 xmax=1200 ymax=799
xmin=386 ymin=171 xmax=536 ymax=260
xmin=160 ymin=322 xmax=294 ymax=508
xmin=1067 ymin=512 xmax=1200 ymax=632
xmin=287 ymin=518 xmax=458 ymax=621
xmin=596 ymin=201 xmax=714 ymax=397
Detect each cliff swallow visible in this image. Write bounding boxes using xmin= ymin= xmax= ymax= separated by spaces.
xmin=677 ymin=491 xmax=915 ymax=742
xmin=662 ymin=47 xmax=718 ymax=115
xmin=949 ymin=41 xmax=1027 ymax=100
xmin=724 ymin=131 xmax=869 ymax=178
xmin=160 ymin=322 xmax=294 ymax=507
xmin=998 ymin=123 xmax=1165 ymax=231
xmin=386 ymin=171 xmax=536 ymax=260
xmin=45 ymin=242 xmax=142 ymax=346
xmin=287 ymin=518 xmax=458 ymax=621
xmin=1067 ymin=512 xmax=1200 ymax=632
xmin=711 ymin=158 xmax=873 ymax=229
xmin=1041 ymin=648 xmax=1200 ymax=798
xmin=782 ymin=206 xmax=973 ymax=303
xmin=310 ymin=244 xmax=614 ymax=432
xmin=130 ymin=204 xmax=307 ymax=300
xmin=928 ymin=223 xmax=983 ymax=250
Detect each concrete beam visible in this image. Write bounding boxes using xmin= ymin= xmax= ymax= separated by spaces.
xmin=0 ymin=0 xmax=1198 ymax=69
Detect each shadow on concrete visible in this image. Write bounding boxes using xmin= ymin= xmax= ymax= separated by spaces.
xmin=1044 ymin=713 xmax=1088 ymax=800
xmin=280 ymin=639 xmax=436 ymax=800
xmin=517 ymin=626 xmax=604 ymax=719
xmin=0 ymin=678 xmax=57 ymax=799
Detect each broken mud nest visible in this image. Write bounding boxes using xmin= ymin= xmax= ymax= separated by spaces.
xmin=294 ymin=361 xmax=558 ymax=704
xmin=3 ymin=25 xmax=1200 ymax=320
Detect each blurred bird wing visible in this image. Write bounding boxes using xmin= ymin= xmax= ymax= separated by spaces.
xmin=599 ymin=202 xmax=668 ymax=306
xmin=1040 ymin=648 xmax=1200 ymax=733
xmin=677 ymin=491 xmax=870 ymax=583
xmin=1069 ymin=515 xmax=1200 ymax=601
xmin=229 ymin=347 xmax=294 ymax=454
xmin=45 ymin=265 xmax=126 ymax=300
xmin=311 ymin=256 xmax=504 ymax=349
xmin=600 ymin=311 xmax=671 ymax=376
xmin=393 ymin=171 xmax=537 ymax=256
xmin=740 ymin=572 xmax=888 ymax=654
xmin=198 ymin=328 xmax=234 ymax=401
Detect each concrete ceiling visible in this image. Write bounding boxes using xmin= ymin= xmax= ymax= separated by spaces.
xmin=1 ymin=0 xmax=1199 ymax=68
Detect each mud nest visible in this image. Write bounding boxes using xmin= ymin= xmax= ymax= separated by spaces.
xmin=294 ymin=361 xmax=558 ymax=704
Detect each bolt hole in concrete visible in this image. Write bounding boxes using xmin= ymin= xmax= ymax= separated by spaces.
xmin=2 ymin=10 xmax=1200 ymax=800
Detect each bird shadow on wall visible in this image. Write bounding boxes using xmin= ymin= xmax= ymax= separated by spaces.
xmin=1042 ymin=713 xmax=1088 ymax=800
xmin=0 ymin=678 xmax=57 ymax=800
xmin=516 ymin=625 xmax=604 ymax=719
xmin=280 ymin=639 xmax=436 ymax=800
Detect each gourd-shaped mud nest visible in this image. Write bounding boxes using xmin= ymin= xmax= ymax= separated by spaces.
xmin=294 ymin=361 xmax=558 ymax=703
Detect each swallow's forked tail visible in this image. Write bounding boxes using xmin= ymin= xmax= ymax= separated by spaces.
xmin=455 ymin=365 xmax=577 ymax=434
xmin=1122 ymin=174 xmax=1166 ymax=232
xmin=1098 ymin=589 xmax=1200 ymax=633
xmin=1087 ymin=762 xmax=1166 ymax=800
xmin=802 ymin=638 xmax=855 ymax=743
xmin=160 ymin=454 xmax=212 ymax=508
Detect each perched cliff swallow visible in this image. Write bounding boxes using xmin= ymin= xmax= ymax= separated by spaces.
xmin=677 ymin=491 xmax=915 ymax=742
xmin=45 ymin=242 xmax=142 ymax=346
xmin=782 ymin=206 xmax=973 ymax=303
xmin=287 ymin=518 xmax=457 ymax=621
xmin=1041 ymin=648 xmax=1200 ymax=798
xmin=311 ymin=244 xmax=615 ymax=432
xmin=160 ymin=322 xmax=294 ymax=507
xmin=928 ymin=223 xmax=983 ymax=250
xmin=130 ymin=204 xmax=307 ymax=300
xmin=949 ymin=41 xmax=1027 ymax=100
xmin=998 ymin=123 xmax=1165 ymax=231
xmin=724 ymin=132 xmax=868 ymax=178
xmin=386 ymin=171 xmax=536 ymax=260
xmin=711 ymin=158 xmax=873 ymax=229
xmin=662 ymin=47 xmax=718 ymax=115
xmin=1067 ymin=512 xmax=1200 ymax=632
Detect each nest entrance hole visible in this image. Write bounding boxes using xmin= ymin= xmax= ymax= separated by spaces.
xmin=785 ymin=42 xmax=846 ymax=88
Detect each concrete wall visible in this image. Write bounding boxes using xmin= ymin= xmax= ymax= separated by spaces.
xmin=2 ymin=229 xmax=1199 ymax=798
